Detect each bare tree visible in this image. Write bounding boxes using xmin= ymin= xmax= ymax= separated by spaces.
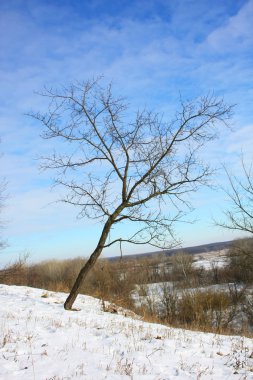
xmin=0 ymin=144 xmax=7 ymax=251
xmin=217 ymin=158 xmax=253 ymax=234
xmin=0 ymin=181 xmax=6 ymax=250
xmin=31 ymin=78 xmax=233 ymax=310
xmin=171 ymin=252 xmax=193 ymax=283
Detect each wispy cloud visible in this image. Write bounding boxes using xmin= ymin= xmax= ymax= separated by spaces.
xmin=207 ymin=0 xmax=253 ymax=52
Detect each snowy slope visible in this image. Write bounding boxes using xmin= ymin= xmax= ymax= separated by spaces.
xmin=0 ymin=285 xmax=252 ymax=380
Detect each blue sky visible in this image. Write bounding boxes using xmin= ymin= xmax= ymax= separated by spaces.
xmin=0 ymin=0 xmax=253 ymax=264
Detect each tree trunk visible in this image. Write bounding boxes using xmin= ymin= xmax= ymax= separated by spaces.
xmin=64 ymin=244 xmax=104 ymax=309
xmin=64 ymin=214 xmax=117 ymax=310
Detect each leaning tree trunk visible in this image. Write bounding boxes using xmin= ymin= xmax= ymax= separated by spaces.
xmin=64 ymin=245 xmax=104 ymax=309
xmin=64 ymin=213 xmax=118 ymax=310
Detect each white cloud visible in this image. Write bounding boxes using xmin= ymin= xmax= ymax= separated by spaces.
xmin=207 ymin=0 xmax=253 ymax=52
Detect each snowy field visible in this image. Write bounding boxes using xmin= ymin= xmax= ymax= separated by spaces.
xmin=193 ymin=250 xmax=229 ymax=270
xmin=0 ymin=285 xmax=253 ymax=380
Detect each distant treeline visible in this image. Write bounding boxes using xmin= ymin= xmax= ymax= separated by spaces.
xmin=109 ymin=239 xmax=235 ymax=261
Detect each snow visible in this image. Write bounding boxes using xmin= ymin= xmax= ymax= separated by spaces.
xmin=0 ymin=285 xmax=253 ymax=379
xmin=193 ymin=250 xmax=229 ymax=270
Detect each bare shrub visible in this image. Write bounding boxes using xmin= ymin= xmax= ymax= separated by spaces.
xmin=177 ymin=291 xmax=231 ymax=331
xmin=85 ymin=259 xmax=135 ymax=309
xmin=0 ymin=254 xmax=28 ymax=285
xmin=27 ymin=258 xmax=85 ymax=292
xmin=227 ymin=283 xmax=247 ymax=305
xmin=171 ymin=252 xmax=194 ymax=285
xmin=227 ymin=238 xmax=253 ymax=284
xmin=243 ymin=294 xmax=253 ymax=327
xmin=160 ymin=282 xmax=178 ymax=323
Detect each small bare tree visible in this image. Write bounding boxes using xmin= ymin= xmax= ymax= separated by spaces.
xmin=0 ymin=145 xmax=7 ymax=251
xmin=0 ymin=181 xmax=6 ymax=250
xmin=217 ymin=159 xmax=253 ymax=234
xmin=31 ymin=78 xmax=233 ymax=309
xmin=227 ymin=238 xmax=253 ymax=283
xmin=171 ymin=251 xmax=193 ymax=283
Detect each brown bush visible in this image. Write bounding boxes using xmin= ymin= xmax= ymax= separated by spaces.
xmin=26 ymin=258 xmax=85 ymax=292
xmin=243 ymin=295 xmax=253 ymax=327
xmin=0 ymin=255 xmax=28 ymax=285
xmin=84 ymin=259 xmax=135 ymax=309
xmin=178 ymin=291 xmax=231 ymax=330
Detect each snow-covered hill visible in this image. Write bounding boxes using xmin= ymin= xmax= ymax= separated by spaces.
xmin=0 ymin=285 xmax=252 ymax=379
